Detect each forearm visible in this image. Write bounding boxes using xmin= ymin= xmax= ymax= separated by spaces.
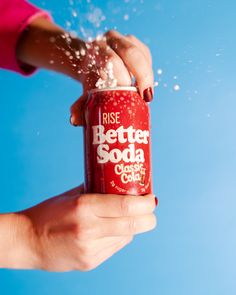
xmin=0 ymin=212 xmax=39 ymax=269
xmin=16 ymin=17 xmax=86 ymax=82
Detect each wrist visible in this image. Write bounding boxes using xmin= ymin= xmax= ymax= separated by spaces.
xmin=0 ymin=212 xmax=41 ymax=270
xmin=17 ymin=17 xmax=87 ymax=83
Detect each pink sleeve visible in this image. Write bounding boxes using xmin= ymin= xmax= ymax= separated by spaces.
xmin=0 ymin=0 xmax=52 ymax=76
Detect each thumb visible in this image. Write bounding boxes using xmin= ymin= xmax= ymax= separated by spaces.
xmin=64 ymin=184 xmax=85 ymax=197
xmin=70 ymin=93 xmax=88 ymax=126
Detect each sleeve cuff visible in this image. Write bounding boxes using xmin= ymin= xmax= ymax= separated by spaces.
xmin=0 ymin=1 xmax=52 ymax=76
xmin=16 ymin=11 xmax=53 ymax=76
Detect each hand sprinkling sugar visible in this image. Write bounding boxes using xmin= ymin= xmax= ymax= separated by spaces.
xmin=68 ymin=30 xmax=154 ymax=126
xmin=16 ymin=19 xmax=154 ymax=125
xmin=173 ymin=84 xmax=180 ymax=91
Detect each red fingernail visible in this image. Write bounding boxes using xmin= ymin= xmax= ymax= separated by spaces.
xmin=155 ymin=197 xmax=158 ymax=207
xmin=143 ymin=87 xmax=153 ymax=102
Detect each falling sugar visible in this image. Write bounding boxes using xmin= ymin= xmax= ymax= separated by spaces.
xmin=173 ymin=84 xmax=180 ymax=91
xmin=154 ymin=81 xmax=159 ymax=87
xmin=72 ymin=10 xmax=77 ymax=17
xmin=96 ymin=62 xmax=118 ymax=89
xmin=80 ymin=48 xmax=86 ymax=56
xmin=157 ymin=68 xmax=163 ymax=75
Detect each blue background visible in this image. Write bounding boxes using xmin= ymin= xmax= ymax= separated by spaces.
xmin=1 ymin=0 xmax=236 ymax=294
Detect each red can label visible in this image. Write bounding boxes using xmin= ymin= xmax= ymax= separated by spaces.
xmin=83 ymin=87 xmax=152 ymax=195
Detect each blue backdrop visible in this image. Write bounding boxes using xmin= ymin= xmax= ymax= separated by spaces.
xmin=1 ymin=0 xmax=236 ymax=294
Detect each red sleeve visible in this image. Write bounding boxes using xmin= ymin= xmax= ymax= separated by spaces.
xmin=0 ymin=0 xmax=52 ymax=75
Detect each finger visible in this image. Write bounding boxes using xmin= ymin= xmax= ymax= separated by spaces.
xmin=80 ymin=41 xmax=131 ymax=89
xmin=93 ymin=40 xmax=132 ymax=86
xmin=105 ymin=30 xmax=154 ymax=102
xmin=94 ymin=213 xmax=157 ymax=238
xmin=92 ymin=236 xmax=133 ymax=268
xmin=126 ymin=34 xmax=152 ymax=66
xmin=107 ymin=50 xmax=132 ymax=86
xmin=87 ymin=194 xmax=156 ymax=217
xmin=81 ymin=236 xmax=133 ymax=271
xmin=59 ymin=184 xmax=84 ymax=197
xmin=70 ymin=93 xmax=87 ymax=126
xmin=78 ymin=235 xmax=133 ymax=256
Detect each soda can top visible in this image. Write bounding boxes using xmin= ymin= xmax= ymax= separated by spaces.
xmin=89 ymin=86 xmax=137 ymax=94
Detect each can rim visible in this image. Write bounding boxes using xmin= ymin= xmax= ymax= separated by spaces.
xmin=89 ymin=86 xmax=137 ymax=94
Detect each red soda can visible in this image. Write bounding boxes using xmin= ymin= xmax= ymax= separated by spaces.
xmin=83 ymin=86 xmax=152 ymax=195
